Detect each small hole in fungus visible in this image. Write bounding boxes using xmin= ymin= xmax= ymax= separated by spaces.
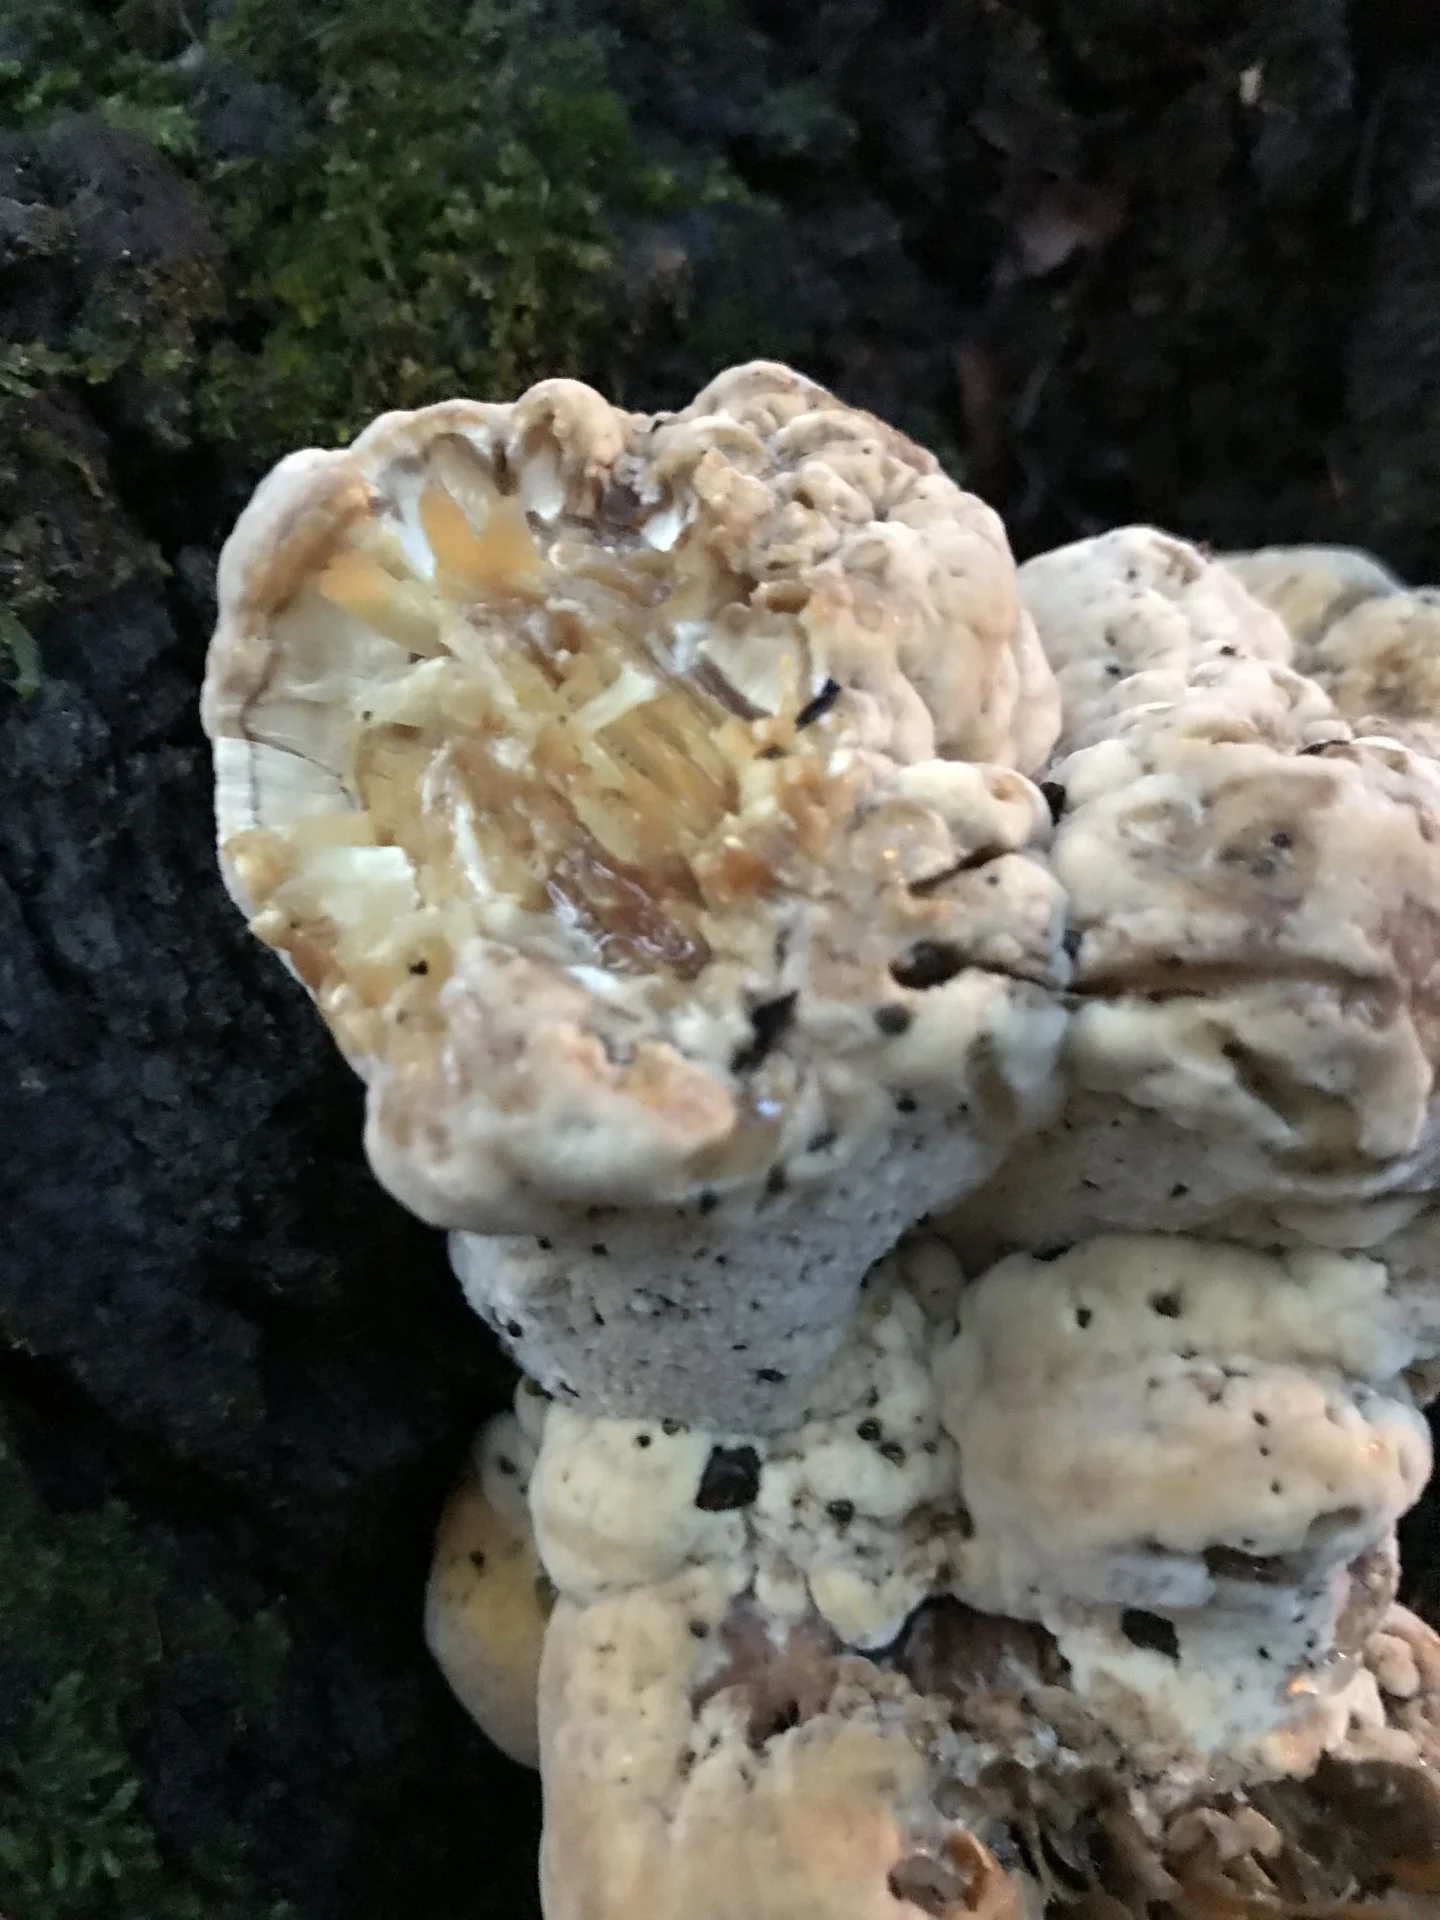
xmin=755 ymin=1367 xmax=785 ymax=1384
xmin=1119 ymin=1609 xmax=1181 ymax=1660
xmin=1062 ymin=928 xmax=1082 ymax=961
xmin=1076 ymin=1307 xmax=1093 ymax=1328
xmin=409 ymin=959 xmax=429 ymax=976
xmin=752 ymin=1699 xmax=800 ymax=1744
xmin=601 ymin=479 xmax=645 ymax=527
xmin=1151 ymin=1292 xmax=1182 ymax=1317
xmin=694 ymin=1445 xmax=762 ymax=1511
xmin=765 ymin=1166 xmax=788 ymax=1195
xmin=697 ymin=1191 xmax=718 ymax=1215
xmin=874 ymin=1004 xmax=912 ymax=1036
xmin=537 ymin=1236 xmax=553 ymax=1252
xmin=732 ymin=992 xmax=798 ymax=1074
xmin=1170 ymin=1183 xmax=1189 ymax=1199
xmin=469 ymin=1550 xmax=486 ymax=1573
xmin=1040 ymin=780 xmax=1067 ymax=822
xmin=880 ymin=1440 xmax=906 ymax=1465
xmin=895 ymin=1094 xmax=918 ymax=1114
xmin=887 ymin=1857 xmax=964 ymax=1917
xmin=662 ymin=1418 xmax=683 ymax=1436
xmin=807 ymin=1130 xmax=837 ymax=1152
xmin=891 ymin=941 xmax=964 ymax=990
xmin=1034 ymin=1245 xmax=1070 ymax=1263
xmin=635 ymin=1433 xmax=653 ymax=1448
xmin=505 ymin=1320 xmax=523 ymax=1338
xmin=827 ymin=1499 xmax=855 ymax=1527
xmin=591 ymin=1243 xmax=610 ymax=1257
xmin=857 ymin=1418 xmax=882 ymax=1443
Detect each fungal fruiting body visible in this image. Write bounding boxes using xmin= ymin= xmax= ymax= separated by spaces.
xmin=203 ymin=368 xmax=1440 ymax=1917
xmin=203 ymin=363 xmax=1067 ymax=1429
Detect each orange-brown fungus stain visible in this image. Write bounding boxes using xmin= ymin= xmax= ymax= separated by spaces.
xmin=330 ymin=484 xmax=867 ymax=984
xmin=279 ymin=922 xmax=340 ymax=995
xmin=547 ymin=841 xmax=710 ymax=979
xmin=695 ymin=840 xmax=780 ymax=907
xmin=224 ymin=827 xmax=296 ymax=906
xmin=941 ymin=1832 xmax=1024 ymax=1920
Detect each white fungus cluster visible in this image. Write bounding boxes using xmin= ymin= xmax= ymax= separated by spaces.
xmin=935 ymin=1235 xmax=1430 ymax=1774
xmin=518 ymin=1275 xmax=958 ymax=1649
xmin=205 ymin=368 xmax=1440 ymax=1919
xmin=203 ymin=360 xmax=1069 ymax=1431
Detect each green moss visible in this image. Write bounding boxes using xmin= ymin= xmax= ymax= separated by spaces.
xmin=0 ymin=1416 xmax=294 ymax=1920
xmin=0 ymin=0 xmax=193 ymax=137
xmin=199 ymin=0 xmax=698 ymax=453
xmin=1 ymin=0 xmax=822 ymax=471
xmin=0 ymin=0 xmax=840 ymax=687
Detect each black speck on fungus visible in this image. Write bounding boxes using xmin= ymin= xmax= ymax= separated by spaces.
xmin=731 ymin=993 xmax=798 ymax=1074
xmin=695 ymin=1445 xmax=762 ymax=1512
xmin=1119 ymin=1609 xmax=1180 ymax=1660
xmin=890 ymin=941 xmax=963 ymax=990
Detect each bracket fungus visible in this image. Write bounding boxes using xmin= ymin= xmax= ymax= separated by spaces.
xmin=204 ymin=371 xmax=1440 ymax=1918
xmin=203 ymin=361 xmax=1066 ymax=1428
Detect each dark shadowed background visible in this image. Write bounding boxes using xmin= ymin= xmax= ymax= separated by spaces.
xmin=4 ymin=1 xmax=1440 ymax=1914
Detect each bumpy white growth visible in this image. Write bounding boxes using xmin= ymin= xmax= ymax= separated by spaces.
xmin=536 ymin=1570 xmax=1002 ymax=1920
xmin=939 ymin=1238 xmax=1425 ymax=1570
xmin=518 ymin=1228 xmax=1435 ymax=1792
xmin=1222 ymin=544 xmax=1401 ymax=649
xmin=203 ymin=386 xmax=1440 ymax=1911
xmin=934 ymin=1235 xmax=1430 ymax=1770
xmin=1018 ymin=524 xmax=1294 ymax=754
xmin=426 ymin=529 xmax=1440 ymax=1910
xmin=530 ymin=1409 xmax=749 ymax=1604
xmin=445 ymin=979 xmax=1065 ymax=1432
xmin=952 ymin=529 xmax=1440 ymax=1267
xmin=526 ymin=1278 xmax=958 ymax=1649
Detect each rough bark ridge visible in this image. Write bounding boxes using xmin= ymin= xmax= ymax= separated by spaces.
xmin=4 ymin=2 xmax=1440 ymax=1915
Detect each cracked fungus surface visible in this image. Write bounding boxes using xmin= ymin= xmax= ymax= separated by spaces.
xmin=203 ymin=362 xmax=1065 ymax=1248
